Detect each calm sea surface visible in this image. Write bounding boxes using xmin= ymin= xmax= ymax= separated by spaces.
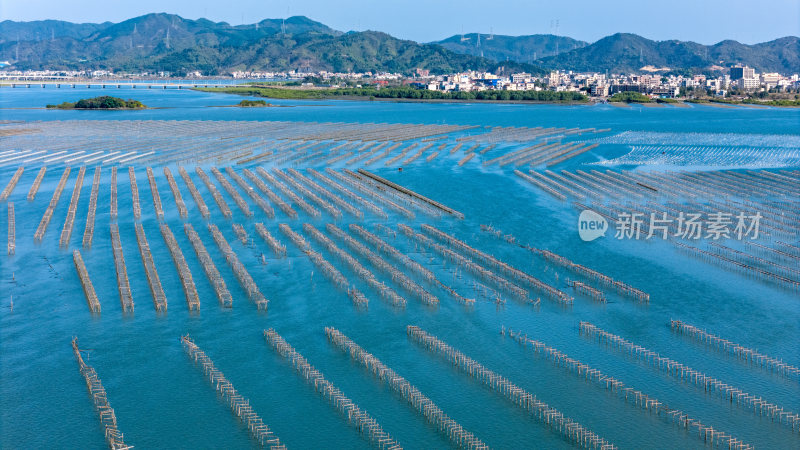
xmin=1 ymin=86 xmax=798 ymax=449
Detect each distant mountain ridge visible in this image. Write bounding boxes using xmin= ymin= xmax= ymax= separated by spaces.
xmin=536 ymin=33 xmax=799 ymax=74
xmin=0 ymin=19 xmax=112 ymax=42
xmin=1 ymin=15 xmax=796 ymax=75
xmin=0 ymin=13 xmax=542 ymax=75
xmin=434 ymin=33 xmax=588 ymax=64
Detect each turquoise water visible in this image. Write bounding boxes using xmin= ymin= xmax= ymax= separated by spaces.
xmin=1 ymin=87 xmax=799 ymax=449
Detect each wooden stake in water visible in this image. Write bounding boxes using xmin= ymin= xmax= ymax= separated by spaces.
xmin=326 ymin=327 xmax=487 ymax=449
xmin=60 ymin=166 xmax=86 ymax=248
xmin=181 ymin=335 xmax=285 ymax=449
xmin=128 ymin=167 xmax=141 ymax=221
xmin=82 ymin=167 xmax=101 ymax=249
xmin=71 ymin=337 xmax=130 ymax=449
xmin=407 ymin=325 xmax=615 ymax=449
xmin=27 ymin=167 xmax=46 ymax=201
xmin=110 ymin=224 xmax=134 ymax=312
xmin=580 ymin=321 xmax=800 ymax=432
xmin=264 ymin=329 xmax=401 ymax=449
xmin=506 ymin=327 xmax=751 ymax=449
xmin=73 ymin=250 xmax=101 ymax=313
xmin=160 ymin=223 xmax=200 ymax=311
xmin=0 ymin=167 xmax=24 ymax=201
xmin=7 ymin=203 xmax=14 ymax=256
xmin=134 ymin=223 xmax=167 ymax=312
xmin=34 ymin=167 xmax=71 ymax=241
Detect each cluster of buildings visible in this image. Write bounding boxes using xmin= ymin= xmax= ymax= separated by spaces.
xmin=0 ymin=69 xmax=181 ymax=79
xmin=230 ymin=70 xmax=403 ymax=82
xmin=583 ymin=65 xmax=796 ymax=98
xmin=421 ymin=66 xmax=799 ymax=99
xmin=2 ymin=65 xmax=797 ymax=99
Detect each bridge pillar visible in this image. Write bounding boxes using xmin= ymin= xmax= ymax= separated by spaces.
xmin=163 ymin=85 xmax=166 ymax=89
xmin=102 ymin=85 xmax=106 ymax=89
xmin=148 ymin=85 xmax=152 ymax=89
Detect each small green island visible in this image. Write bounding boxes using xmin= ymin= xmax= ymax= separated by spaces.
xmin=608 ymin=92 xmax=677 ymax=104
xmin=237 ymin=99 xmax=273 ymax=107
xmin=46 ymin=96 xmax=147 ymax=110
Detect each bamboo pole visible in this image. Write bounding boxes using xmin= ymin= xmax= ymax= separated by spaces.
xmin=580 ymin=321 xmax=800 ymax=431
xmin=60 ymin=166 xmax=86 ymax=248
xmin=110 ymin=224 xmax=134 ymax=312
xmin=181 ymin=336 xmax=285 ymax=448
xmin=34 ymin=167 xmax=71 ymax=241
xmin=506 ymin=328 xmax=751 ymax=449
xmin=265 ymin=329 xmax=401 ymax=449
xmin=73 ymin=250 xmax=101 ymax=313
xmin=134 ymin=223 xmax=167 ymax=312
xmin=27 ymin=166 xmax=46 ymax=201
xmin=128 ymin=167 xmax=141 ymax=221
xmin=160 ymin=223 xmax=200 ymax=311
xmin=71 ymin=338 xmax=130 ymax=449
xmin=184 ymin=223 xmax=233 ymax=308
xmin=408 ymin=326 xmax=615 ymax=449
xmin=7 ymin=203 xmax=14 ymax=255
xmin=0 ymin=167 xmax=24 ymax=201
xmin=670 ymin=320 xmax=799 ymax=382
xmin=82 ymin=167 xmax=101 ymax=249
xmin=326 ymin=327 xmax=487 ymax=449
xmin=208 ymin=224 xmax=267 ymax=310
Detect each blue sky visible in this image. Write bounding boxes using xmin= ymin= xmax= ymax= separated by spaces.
xmin=1 ymin=0 xmax=798 ymax=44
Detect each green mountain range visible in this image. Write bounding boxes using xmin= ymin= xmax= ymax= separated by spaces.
xmin=536 ymin=33 xmax=799 ymax=74
xmin=433 ymin=33 xmax=588 ymax=64
xmin=0 ymin=19 xmax=112 ymax=42
xmin=1 ymin=14 xmax=797 ymax=75
xmin=0 ymin=13 xmax=542 ymax=75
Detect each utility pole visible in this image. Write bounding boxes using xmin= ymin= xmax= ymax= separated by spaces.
xmin=555 ymin=19 xmax=560 ymax=57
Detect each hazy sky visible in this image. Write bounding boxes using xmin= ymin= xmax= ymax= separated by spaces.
xmin=2 ymin=0 xmax=798 ymax=44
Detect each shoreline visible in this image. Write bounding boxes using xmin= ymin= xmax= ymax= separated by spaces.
xmin=341 ymin=95 xmax=591 ymax=106
xmin=43 ymin=107 xmax=155 ymax=110
xmin=193 ymin=87 xmax=591 ymax=106
xmin=207 ymin=104 xmax=293 ymax=108
xmin=196 ymin=89 xmax=798 ymax=109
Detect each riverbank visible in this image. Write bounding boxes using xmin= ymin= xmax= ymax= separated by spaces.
xmin=686 ymin=98 xmax=800 ymax=108
xmin=194 ymin=85 xmax=589 ymax=105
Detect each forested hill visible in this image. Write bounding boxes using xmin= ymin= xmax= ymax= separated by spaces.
xmin=536 ymin=33 xmax=800 ymax=74
xmin=0 ymin=13 xmax=543 ymax=75
xmin=434 ymin=33 xmax=587 ymax=64
xmin=2 ymin=14 xmax=796 ymax=75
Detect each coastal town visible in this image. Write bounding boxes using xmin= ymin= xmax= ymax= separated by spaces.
xmin=2 ymin=64 xmax=798 ymax=102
